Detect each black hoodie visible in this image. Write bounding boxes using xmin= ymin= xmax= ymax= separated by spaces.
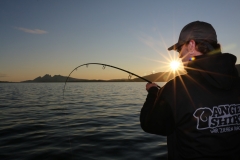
xmin=140 ymin=53 xmax=240 ymax=160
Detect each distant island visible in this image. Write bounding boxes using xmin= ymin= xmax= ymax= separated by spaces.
xmin=0 ymin=81 xmax=11 ymax=83
xmin=20 ymin=71 xmax=185 ymax=83
xmin=1 ymin=64 xmax=240 ymax=83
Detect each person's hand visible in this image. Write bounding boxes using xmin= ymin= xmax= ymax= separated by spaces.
xmin=146 ymin=82 xmax=158 ymax=91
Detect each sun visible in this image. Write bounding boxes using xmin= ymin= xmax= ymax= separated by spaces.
xmin=170 ymin=60 xmax=180 ymax=71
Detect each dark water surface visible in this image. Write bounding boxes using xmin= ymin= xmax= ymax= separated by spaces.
xmin=0 ymin=82 xmax=167 ymax=160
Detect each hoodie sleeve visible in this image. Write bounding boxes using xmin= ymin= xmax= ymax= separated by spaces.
xmin=140 ymin=87 xmax=175 ymax=136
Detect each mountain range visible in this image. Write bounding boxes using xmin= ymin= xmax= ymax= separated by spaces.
xmin=22 ymin=64 xmax=240 ymax=83
xmin=21 ymin=71 xmax=184 ymax=83
xmin=1 ymin=64 xmax=240 ymax=83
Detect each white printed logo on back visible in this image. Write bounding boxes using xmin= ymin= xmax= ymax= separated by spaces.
xmin=193 ymin=104 xmax=240 ymax=133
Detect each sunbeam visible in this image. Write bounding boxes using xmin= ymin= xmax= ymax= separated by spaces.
xmin=170 ymin=60 xmax=180 ymax=71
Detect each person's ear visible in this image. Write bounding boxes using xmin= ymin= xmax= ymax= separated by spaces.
xmin=188 ymin=40 xmax=196 ymax=55
xmin=188 ymin=40 xmax=196 ymax=50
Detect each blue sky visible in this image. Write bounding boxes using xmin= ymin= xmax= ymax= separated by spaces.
xmin=1 ymin=0 xmax=240 ymax=82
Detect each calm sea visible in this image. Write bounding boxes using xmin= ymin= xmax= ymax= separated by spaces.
xmin=0 ymin=82 xmax=167 ymax=160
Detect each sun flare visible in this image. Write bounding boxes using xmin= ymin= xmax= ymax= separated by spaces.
xmin=170 ymin=60 xmax=180 ymax=71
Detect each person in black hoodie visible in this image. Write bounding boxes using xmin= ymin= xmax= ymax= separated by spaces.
xmin=140 ymin=21 xmax=240 ymax=160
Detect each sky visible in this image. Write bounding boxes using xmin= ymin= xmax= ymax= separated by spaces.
xmin=1 ymin=0 xmax=240 ymax=82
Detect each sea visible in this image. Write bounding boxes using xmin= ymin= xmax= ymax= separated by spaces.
xmin=0 ymin=82 xmax=168 ymax=160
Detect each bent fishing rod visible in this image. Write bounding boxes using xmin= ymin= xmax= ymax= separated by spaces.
xmin=63 ymin=63 xmax=161 ymax=97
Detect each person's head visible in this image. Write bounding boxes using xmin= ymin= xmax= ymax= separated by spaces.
xmin=168 ymin=21 xmax=221 ymax=66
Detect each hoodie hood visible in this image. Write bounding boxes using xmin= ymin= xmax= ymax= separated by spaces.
xmin=186 ymin=53 xmax=238 ymax=90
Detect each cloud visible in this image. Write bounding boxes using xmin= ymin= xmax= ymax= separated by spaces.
xmin=14 ymin=27 xmax=48 ymax=34
xmin=0 ymin=73 xmax=7 ymax=78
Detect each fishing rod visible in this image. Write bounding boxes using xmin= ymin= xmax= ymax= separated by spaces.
xmin=63 ymin=63 xmax=161 ymax=97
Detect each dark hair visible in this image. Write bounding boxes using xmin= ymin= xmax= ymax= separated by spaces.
xmin=194 ymin=40 xmax=221 ymax=55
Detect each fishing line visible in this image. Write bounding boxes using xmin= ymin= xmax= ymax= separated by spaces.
xmin=63 ymin=63 xmax=161 ymax=97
